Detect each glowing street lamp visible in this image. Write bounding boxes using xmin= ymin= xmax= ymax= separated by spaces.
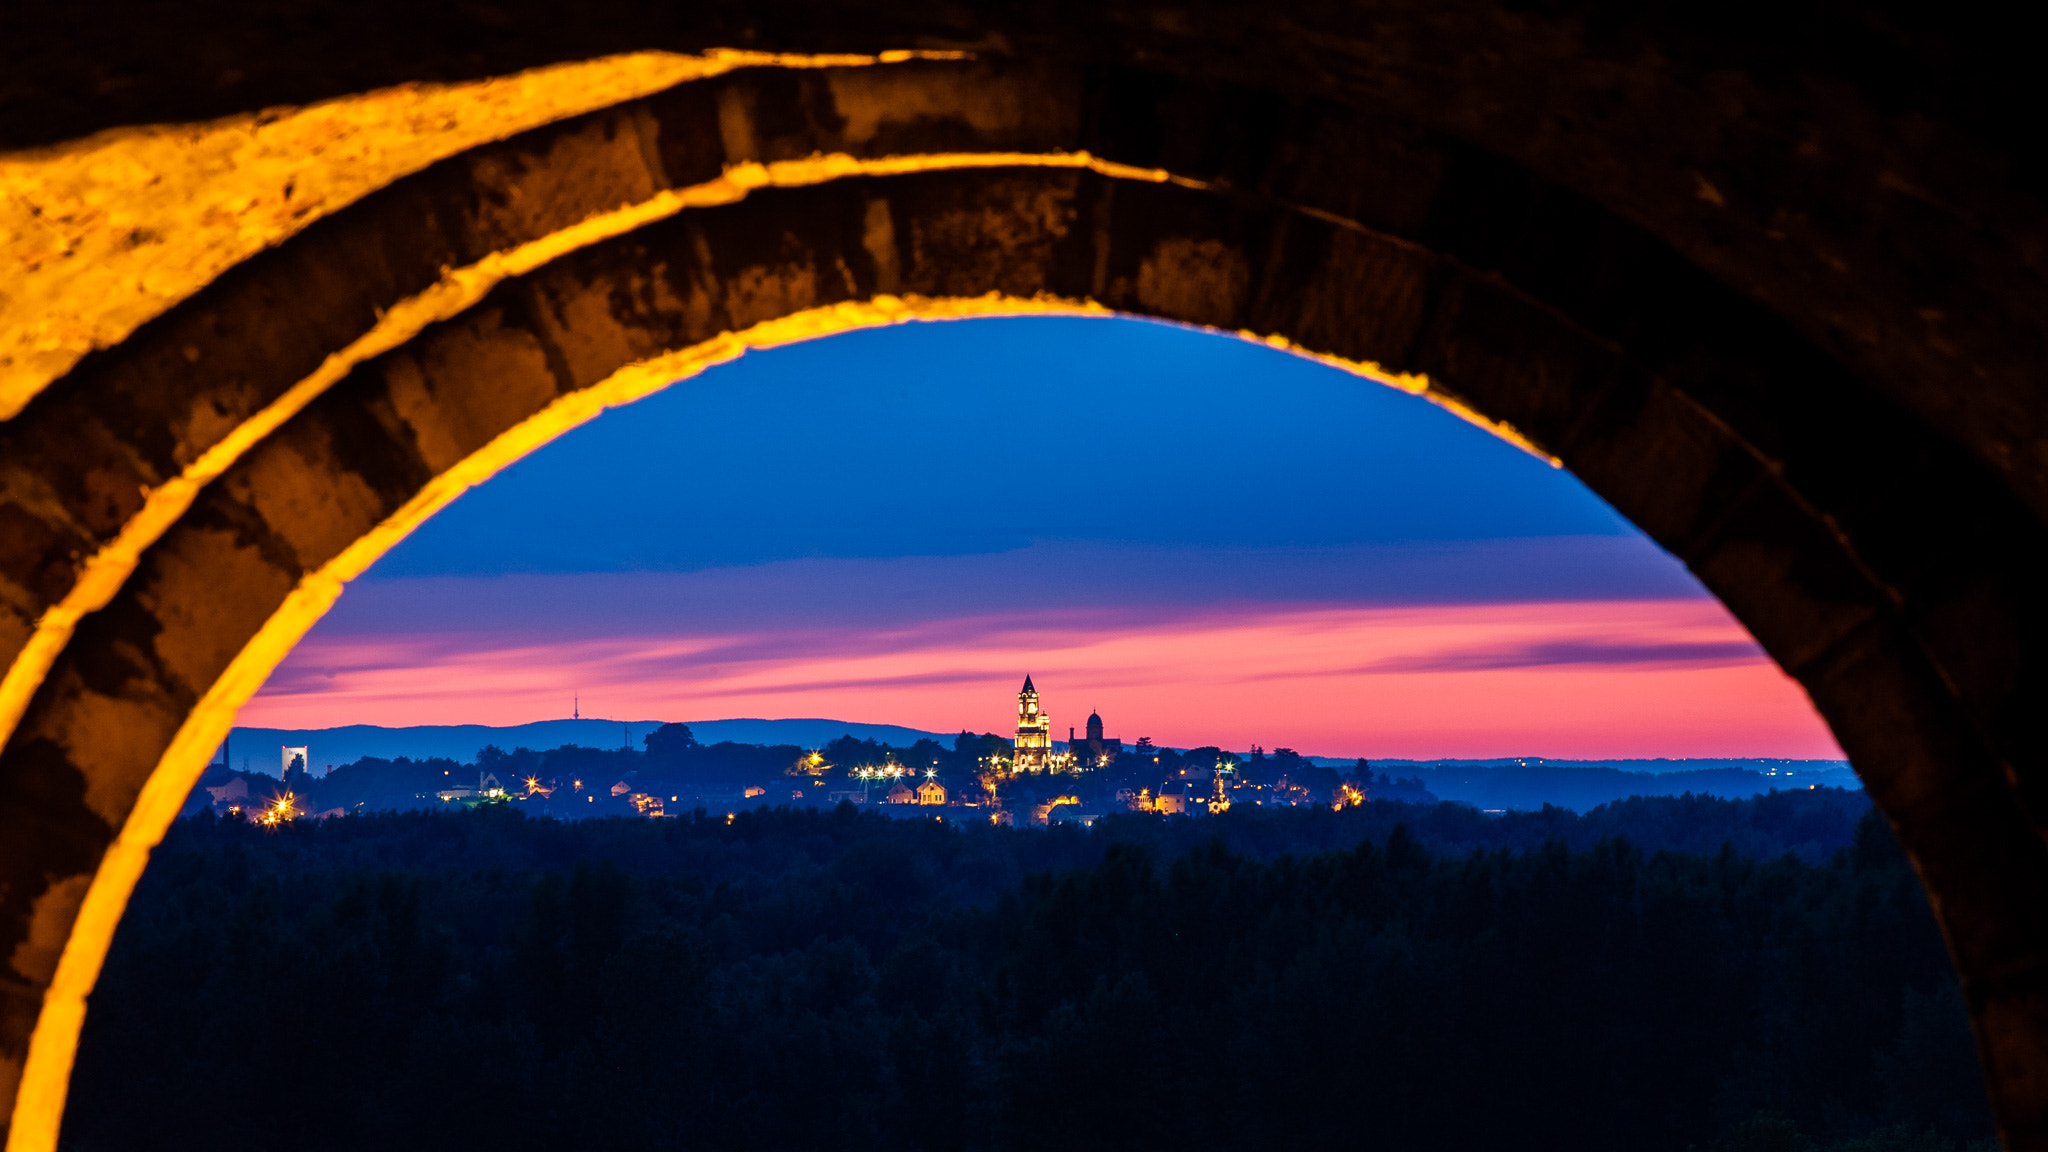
xmin=258 ymin=791 xmax=298 ymax=826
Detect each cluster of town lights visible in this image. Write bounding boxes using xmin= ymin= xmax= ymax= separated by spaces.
xmin=847 ymin=764 xmax=942 ymax=781
xmin=234 ymin=684 xmax=1348 ymax=833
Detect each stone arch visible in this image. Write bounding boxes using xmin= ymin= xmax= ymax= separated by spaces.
xmin=2 ymin=42 xmax=2046 ymax=1152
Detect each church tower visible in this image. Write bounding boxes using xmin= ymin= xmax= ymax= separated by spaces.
xmin=1014 ymin=675 xmax=1053 ymax=772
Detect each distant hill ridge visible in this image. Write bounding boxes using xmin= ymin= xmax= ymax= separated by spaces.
xmin=224 ymin=718 xmax=962 ymax=772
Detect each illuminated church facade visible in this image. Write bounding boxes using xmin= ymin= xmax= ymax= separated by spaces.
xmin=1010 ymin=676 xmax=1118 ymax=773
xmin=1013 ymin=675 xmax=1055 ymax=772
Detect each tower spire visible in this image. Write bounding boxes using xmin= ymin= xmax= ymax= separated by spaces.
xmin=1013 ymin=673 xmax=1051 ymax=772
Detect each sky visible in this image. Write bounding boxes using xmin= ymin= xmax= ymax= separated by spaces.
xmin=244 ymin=316 xmax=1844 ymax=759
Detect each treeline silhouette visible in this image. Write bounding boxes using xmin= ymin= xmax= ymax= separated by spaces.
xmin=62 ymin=795 xmax=1990 ymax=1152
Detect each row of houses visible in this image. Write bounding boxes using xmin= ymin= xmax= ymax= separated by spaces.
xmin=832 ymin=778 xmax=949 ymax=806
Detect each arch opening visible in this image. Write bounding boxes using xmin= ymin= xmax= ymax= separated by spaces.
xmin=65 ymin=314 xmax=1940 ymax=1152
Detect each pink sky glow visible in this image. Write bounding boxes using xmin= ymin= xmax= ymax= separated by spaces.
xmin=245 ymin=597 xmax=1844 ymax=760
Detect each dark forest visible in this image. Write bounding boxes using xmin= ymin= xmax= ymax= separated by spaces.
xmin=63 ymin=795 xmax=1991 ymax=1152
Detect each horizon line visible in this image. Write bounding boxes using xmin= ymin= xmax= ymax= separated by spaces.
xmin=220 ymin=715 xmax=1850 ymax=765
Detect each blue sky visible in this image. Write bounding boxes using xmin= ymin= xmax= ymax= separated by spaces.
xmin=249 ymin=316 xmax=1839 ymax=760
xmin=372 ymin=317 xmax=1633 ymax=576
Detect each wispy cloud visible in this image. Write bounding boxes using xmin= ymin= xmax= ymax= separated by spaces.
xmin=1329 ymin=637 xmax=1770 ymax=676
xmin=323 ymin=536 xmax=1712 ymax=638
xmin=246 ymin=594 xmax=1840 ymax=760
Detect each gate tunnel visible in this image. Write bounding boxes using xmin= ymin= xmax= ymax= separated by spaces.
xmin=3 ymin=18 xmax=2048 ymax=1152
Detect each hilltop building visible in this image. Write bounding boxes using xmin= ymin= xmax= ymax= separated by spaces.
xmin=1069 ymin=710 xmax=1122 ymax=768
xmin=204 ymin=776 xmax=249 ymax=815
xmin=1014 ymin=675 xmax=1055 ymax=772
xmin=437 ymin=771 xmax=505 ymax=805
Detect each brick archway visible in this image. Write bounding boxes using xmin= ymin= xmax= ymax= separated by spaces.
xmin=4 ymin=23 xmax=2047 ymax=1152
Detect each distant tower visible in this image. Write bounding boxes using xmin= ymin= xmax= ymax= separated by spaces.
xmin=1077 ymin=708 xmax=1120 ymax=768
xmin=574 ymin=695 xmax=580 ymax=721
xmin=1013 ymin=675 xmax=1053 ymax=772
